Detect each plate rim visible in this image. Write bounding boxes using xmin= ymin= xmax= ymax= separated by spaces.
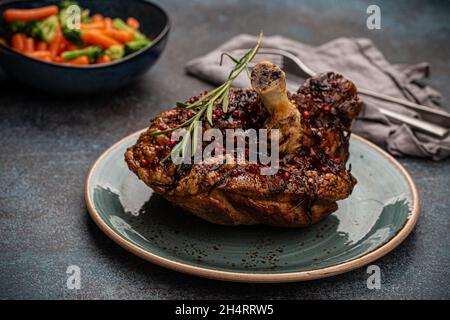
xmin=85 ymin=129 xmax=420 ymax=283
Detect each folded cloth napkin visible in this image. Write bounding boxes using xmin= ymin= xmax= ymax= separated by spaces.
xmin=186 ymin=34 xmax=450 ymax=160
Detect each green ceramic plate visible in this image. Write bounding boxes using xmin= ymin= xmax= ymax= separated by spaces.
xmin=85 ymin=130 xmax=419 ymax=283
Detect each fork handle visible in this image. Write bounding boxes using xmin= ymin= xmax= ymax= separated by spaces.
xmin=378 ymin=108 xmax=448 ymax=138
xmin=358 ymin=87 xmax=450 ymax=127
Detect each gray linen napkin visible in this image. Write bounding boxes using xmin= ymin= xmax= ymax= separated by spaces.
xmin=186 ymin=34 xmax=450 ymax=160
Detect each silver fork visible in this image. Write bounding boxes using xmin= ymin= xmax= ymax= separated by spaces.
xmin=229 ymin=48 xmax=449 ymax=138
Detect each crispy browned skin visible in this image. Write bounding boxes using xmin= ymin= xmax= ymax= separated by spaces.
xmin=125 ymin=69 xmax=362 ymax=227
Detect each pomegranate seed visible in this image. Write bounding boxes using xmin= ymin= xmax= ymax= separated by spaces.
xmin=214 ymin=109 xmax=222 ymax=116
xmin=323 ymin=106 xmax=331 ymax=113
xmin=167 ymin=140 xmax=176 ymax=148
xmin=155 ymin=145 xmax=163 ymax=152
xmin=230 ymin=170 xmax=240 ymax=177
xmin=332 ymin=156 xmax=341 ymax=164
xmin=160 ymin=124 xmax=169 ymax=131
xmin=232 ymin=110 xmax=239 ymax=118
xmin=212 ymin=114 xmax=218 ymax=122
xmin=187 ymin=96 xmax=199 ymax=104
xmin=139 ymin=159 xmax=149 ymax=167
xmin=166 ymin=132 xmax=173 ymax=138
xmin=282 ymin=171 xmax=291 ymax=180
xmin=186 ymin=111 xmax=193 ymax=118
xmin=302 ymin=110 xmax=311 ymax=118
xmin=330 ymin=79 xmax=338 ymax=87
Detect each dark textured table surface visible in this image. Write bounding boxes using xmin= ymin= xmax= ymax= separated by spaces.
xmin=1 ymin=0 xmax=449 ymax=299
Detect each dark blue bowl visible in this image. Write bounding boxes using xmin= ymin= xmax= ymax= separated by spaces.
xmin=0 ymin=0 xmax=170 ymax=95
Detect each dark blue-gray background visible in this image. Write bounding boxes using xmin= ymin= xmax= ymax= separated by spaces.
xmin=0 ymin=0 xmax=449 ymax=299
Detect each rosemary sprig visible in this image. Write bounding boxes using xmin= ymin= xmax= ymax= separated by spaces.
xmin=151 ymin=32 xmax=263 ymax=163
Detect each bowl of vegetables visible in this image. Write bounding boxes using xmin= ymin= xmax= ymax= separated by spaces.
xmin=0 ymin=0 xmax=170 ymax=94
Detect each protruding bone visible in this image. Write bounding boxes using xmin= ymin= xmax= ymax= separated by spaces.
xmin=251 ymin=61 xmax=302 ymax=153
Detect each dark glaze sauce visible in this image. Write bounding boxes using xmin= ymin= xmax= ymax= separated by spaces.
xmin=130 ymin=72 xmax=361 ymax=221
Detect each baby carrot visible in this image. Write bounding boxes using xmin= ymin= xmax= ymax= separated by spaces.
xmin=127 ymin=17 xmax=140 ymax=30
xmin=103 ymin=29 xmax=133 ymax=43
xmin=81 ymin=31 xmax=119 ymax=48
xmin=104 ymin=17 xmax=112 ymax=30
xmin=26 ymin=50 xmax=51 ymax=61
xmin=96 ymin=55 xmax=111 ymax=64
xmin=91 ymin=14 xmax=104 ymax=23
xmin=27 ymin=50 xmax=49 ymax=58
xmin=66 ymin=55 xmax=89 ymax=65
xmin=3 ymin=6 xmax=58 ymax=23
xmin=53 ymin=56 xmax=64 ymax=63
xmin=58 ymin=37 xmax=69 ymax=54
xmin=49 ymin=29 xmax=62 ymax=58
xmin=11 ymin=33 xmax=26 ymax=52
xmin=36 ymin=41 xmax=48 ymax=51
xmin=25 ymin=37 xmax=35 ymax=52
xmin=80 ymin=21 xmax=105 ymax=30
xmin=66 ymin=42 xmax=81 ymax=51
